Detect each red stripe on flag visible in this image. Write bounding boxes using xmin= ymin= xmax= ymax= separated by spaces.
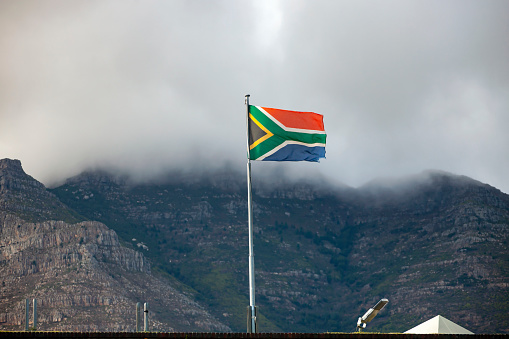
xmin=261 ymin=107 xmax=324 ymax=131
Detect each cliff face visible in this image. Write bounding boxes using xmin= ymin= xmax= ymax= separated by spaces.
xmin=1 ymin=158 xmax=508 ymax=333
xmin=51 ymin=168 xmax=509 ymax=333
xmin=0 ymin=159 xmax=230 ymax=332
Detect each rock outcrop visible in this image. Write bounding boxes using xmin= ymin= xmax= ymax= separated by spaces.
xmin=0 ymin=159 xmax=80 ymax=223
xmin=0 ymin=159 xmax=230 ymax=332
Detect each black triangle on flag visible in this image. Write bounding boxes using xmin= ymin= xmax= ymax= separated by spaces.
xmin=249 ymin=115 xmax=268 ymax=149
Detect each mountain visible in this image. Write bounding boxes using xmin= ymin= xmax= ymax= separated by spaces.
xmin=0 ymin=159 xmax=81 ymax=223
xmin=0 ymin=159 xmax=230 ymax=332
xmin=1 ymin=158 xmax=508 ymax=333
xmin=48 ymin=165 xmax=509 ymax=333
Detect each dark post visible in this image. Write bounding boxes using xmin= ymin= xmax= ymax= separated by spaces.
xmin=25 ymin=299 xmax=29 ymax=331
xmin=136 ymin=302 xmax=141 ymax=332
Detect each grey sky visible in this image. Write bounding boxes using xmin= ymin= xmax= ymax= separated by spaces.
xmin=1 ymin=0 xmax=508 ymax=193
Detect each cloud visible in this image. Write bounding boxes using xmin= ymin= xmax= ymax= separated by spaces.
xmin=1 ymin=0 xmax=508 ymax=193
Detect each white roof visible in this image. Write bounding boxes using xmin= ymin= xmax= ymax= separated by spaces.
xmin=404 ymin=315 xmax=474 ymax=334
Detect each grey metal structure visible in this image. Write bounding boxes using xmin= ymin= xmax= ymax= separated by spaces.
xmin=32 ymin=299 xmax=37 ymax=330
xmin=245 ymin=94 xmax=257 ymax=333
xmin=247 ymin=305 xmax=258 ymax=333
xmin=144 ymin=302 xmax=148 ymax=332
xmin=357 ymin=298 xmax=389 ymax=332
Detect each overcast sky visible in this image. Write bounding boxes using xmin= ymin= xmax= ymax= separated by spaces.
xmin=1 ymin=0 xmax=508 ymax=193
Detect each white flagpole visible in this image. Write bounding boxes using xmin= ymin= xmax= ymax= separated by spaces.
xmin=245 ymin=94 xmax=257 ymax=333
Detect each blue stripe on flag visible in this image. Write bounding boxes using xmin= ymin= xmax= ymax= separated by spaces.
xmin=262 ymin=144 xmax=325 ymax=162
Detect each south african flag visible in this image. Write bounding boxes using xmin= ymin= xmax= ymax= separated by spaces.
xmin=248 ymin=106 xmax=326 ymax=162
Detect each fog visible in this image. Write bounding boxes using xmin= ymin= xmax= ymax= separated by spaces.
xmin=1 ymin=1 xmax=508 ymax=193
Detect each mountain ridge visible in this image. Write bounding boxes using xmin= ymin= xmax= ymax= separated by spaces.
xmin=1 ymin=158 xmax=508 ymax=333
xmin=49 ymin=161 xmax=509 ymax=333
xmin=0 ymin=158 xmax=230 ymax=332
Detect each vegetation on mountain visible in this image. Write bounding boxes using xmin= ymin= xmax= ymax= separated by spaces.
xmin=50 ymin=168 xmax=509 ymax=333
xmin=1 ymin=159 xmax=508 ymax=333
xmin=0 ymin=160 xmax=229 ymax=332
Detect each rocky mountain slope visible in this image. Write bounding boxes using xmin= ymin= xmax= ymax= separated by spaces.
xmin=49 ymin=165 xmax=509 ymax=333
xmin=0 ymin=159 xmax=230 ymax=332
xmin=0 ymin=159 xmax=81 ymax=223
xmin=1 ymin=158 xmax=507 ymax=333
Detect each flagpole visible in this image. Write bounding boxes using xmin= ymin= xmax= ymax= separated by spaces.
xmin=245 ymin=94 xmax=257 ymax=333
